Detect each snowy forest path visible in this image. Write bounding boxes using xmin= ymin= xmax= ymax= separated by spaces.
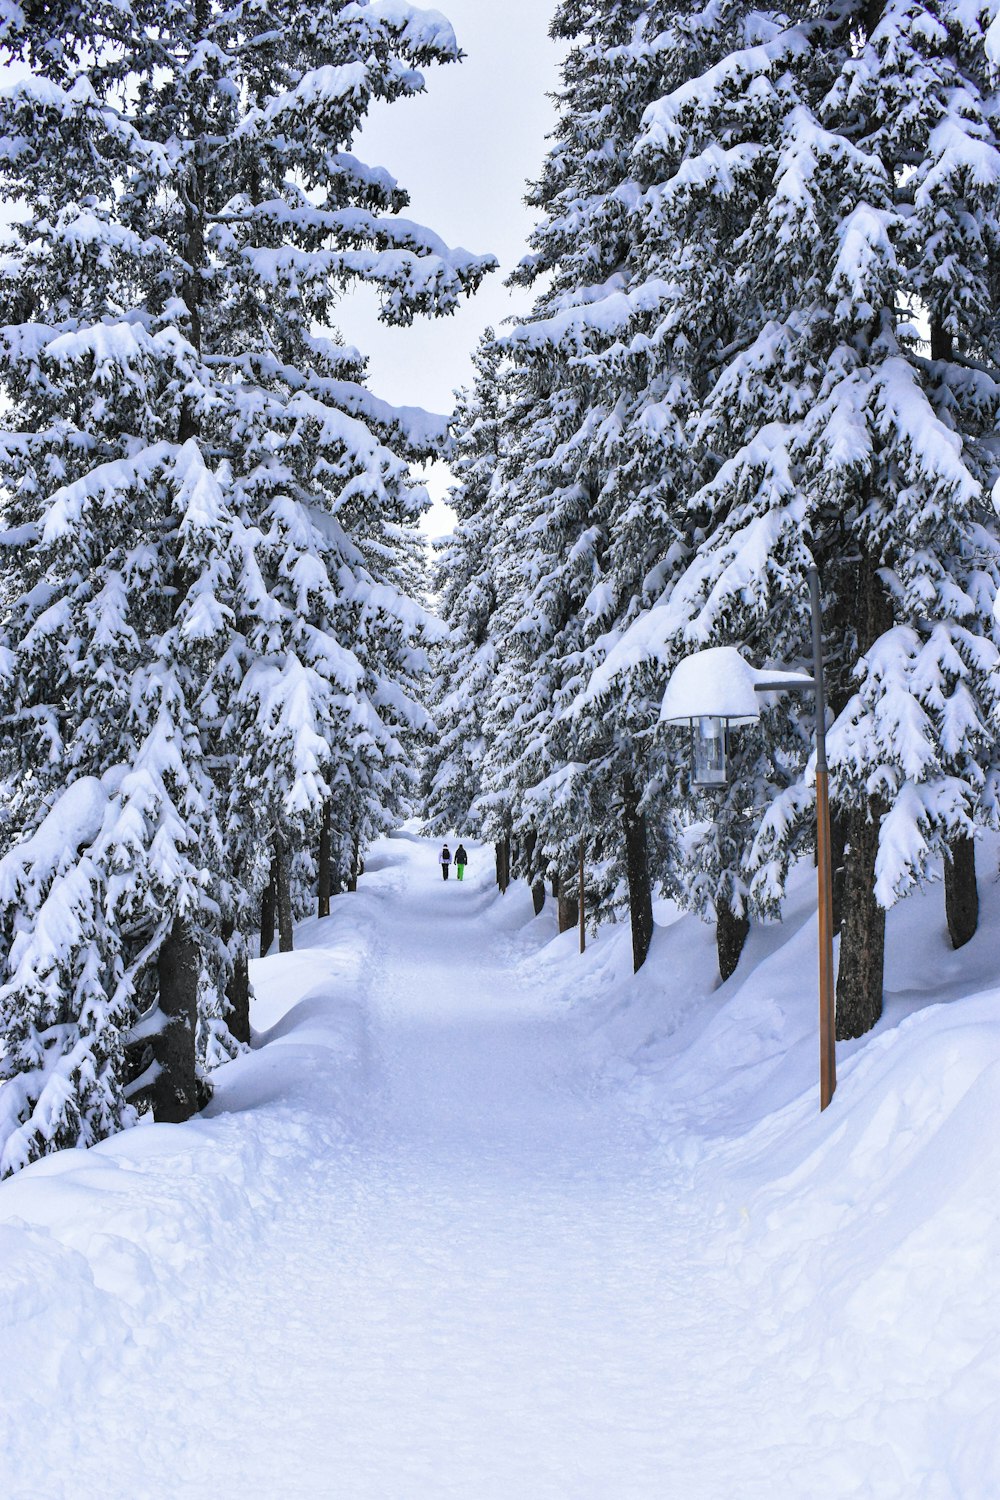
xmin=182 ymin=832 xmax=741 ymax=1498
xmin=233 ymin=830 xmax=732 ymax=1498
xmin=0 ymin=833 xmax=771 ymax=1500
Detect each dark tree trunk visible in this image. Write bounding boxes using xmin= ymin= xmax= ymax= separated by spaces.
xmin=835 ymin=803 xmax=885 ymax=1038
xmin=501 ymin=813 xmax=513 ymax=892
xmin=151 ymin=920 xmax=203 ymax=1121
xmin=623 ymin=771 xmax=654 ymax=973
xmin=525 ymin=827 xmax=546 ymax=914
xmin=347 ymin=834 xmax=361 ymax=892
xmin=931 ymin=320 xmax=979 ymax=954
xmin=275 ymin=838 xmax=293 ymax=953
xmin=716 ymin=898 xmax=749 ymax=982
xmin=227 ymin=946 xmax=251 ymax=1045
xmin=557 ymin=873 xmax=579 ymax=934
xmin=495 ymin=836 xmax=510 ymax=893
xmin=945 ymin=834 xmax=978 ymax=949
xmin=835 ymin=550 xmax=893 ymax=1038
xmin=221 ymin=917 xmax=251 ymax=1045
xmin=259 ymin=858 xmax=276 ymax=958
xmin=317 ymin=801 xmax=332 ymax=918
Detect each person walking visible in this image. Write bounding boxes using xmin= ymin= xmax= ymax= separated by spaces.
xmin=439 ymin=843 xmax=451 ymax=880
xmin=455 ymin=843 xmax=468 ymax=882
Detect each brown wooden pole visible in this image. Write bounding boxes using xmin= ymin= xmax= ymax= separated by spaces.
xmin=809 ymin=566 xmax=836 ymax=1110
xmin=578 ymin=837 xmax=585 ymax=955
xmin=816 ymin=767 xmax=836 ymax=1109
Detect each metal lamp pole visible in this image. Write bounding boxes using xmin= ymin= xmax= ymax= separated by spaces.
xmin=809 ymin=567 xmax=836 ymax=1109
xmin=663 ymin=570 xmax=837 ymax=1111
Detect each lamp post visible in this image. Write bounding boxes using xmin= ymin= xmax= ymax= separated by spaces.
xmin=660 ymin=566 xmax=836 ymax=1111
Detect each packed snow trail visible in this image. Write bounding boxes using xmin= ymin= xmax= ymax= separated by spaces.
xmin=2 ymin=831 xmax=998 ymax=1499
xmin=213 ymin=836 xmax=738 ymax=1498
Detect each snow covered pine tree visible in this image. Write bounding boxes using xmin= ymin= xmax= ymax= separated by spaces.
xmin=0 ymin=0 xmax=493 ymax=1175
xmin=586 ymin=0 xmax=1000 ymax=1011
xmin=423 ymin=331 xmax=506 ymax=853
xmin=471 ymin=2 xmax=682 ymax=959
xmin=476 ymin=0 xmax=758 ymax=971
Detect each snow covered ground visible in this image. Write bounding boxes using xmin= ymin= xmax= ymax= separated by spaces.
xmin=2 ymin=830 xmax=999 ymax=1498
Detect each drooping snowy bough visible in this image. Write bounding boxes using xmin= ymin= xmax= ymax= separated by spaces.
xmin=0 ymin=0 xmax=494 ymax=1174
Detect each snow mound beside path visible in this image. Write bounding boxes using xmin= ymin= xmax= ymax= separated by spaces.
xmin=0 ymin=881 xmax=388 ymax=1497
xmin=508 ymin=841 xmax=1000 ymax=1497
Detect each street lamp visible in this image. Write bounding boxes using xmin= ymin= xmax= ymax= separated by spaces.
xmin=659 ymin=566 xmax=836 ymax=1111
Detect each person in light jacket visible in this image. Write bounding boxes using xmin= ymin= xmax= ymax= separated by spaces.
xmin=454 ymin=844 xmax=468 ymax=881
xmin=439 ymin=844 xmax=451 ymax=880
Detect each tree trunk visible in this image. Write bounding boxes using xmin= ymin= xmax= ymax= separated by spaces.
xmin=221 ymin=917 xmax=251 ymax=1045
xmin=716 ymin=897 xmax=749 ymax=982
xmin=945 ymin=834 xmax=978 ymax=949
xmin=155 ymin=23 xmax=208 ymax=1109
xmin=835 ymin=803 xmax=885 ymax=1038
xmin=347 ymin=833 xmax=361 ymax=892
xmin=835 ymin=549 xmax=893 ymax=1038
xmin=151 ymin=920 xmax=203 ymax=1121
xmin=501 ymin=813 xmax=513 ymax=892
xmin=226 ymin=945 xmax=251 ymax=1045
xmin=931 ymin=320 xmax=979 ymax=954
xmin=495 ymin=836 xmax=510 ymax=893
xmin=275 ymin=838 xmax=293 ymax=953
xmin=623 ymin=771 xmax=654 ymax=973
xmin=318 ymin=801 xmax=332 ymax=918
xmin=525 ymin=827 xmax=546 ymax=914
xmin=557 ymin=874 xmax=579 ymax=934
xmin=259 ymin=858 xmax=276 ymax=957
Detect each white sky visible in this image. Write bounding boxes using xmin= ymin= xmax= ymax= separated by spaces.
xmin=335 ymin=2 xmax=565 ymax=538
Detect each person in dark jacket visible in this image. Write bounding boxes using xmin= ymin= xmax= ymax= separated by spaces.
xmin=455 ymin=844 xmax=468 ymax=881
xmin=439 ymin=844 xmax=451 ymax=880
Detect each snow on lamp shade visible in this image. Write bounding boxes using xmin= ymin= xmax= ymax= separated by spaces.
xmin=659 ymin=647 xmax=763 ymax=725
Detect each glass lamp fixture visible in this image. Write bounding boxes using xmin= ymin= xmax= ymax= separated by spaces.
xmin=692 ymin=715 xmax=728 ymax=787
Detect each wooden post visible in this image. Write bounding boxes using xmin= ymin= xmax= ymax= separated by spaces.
xmin=809 ymin=566 xmax=836 ymax=1110
xmin=578 ymin=837 xmax=585 ymax=955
